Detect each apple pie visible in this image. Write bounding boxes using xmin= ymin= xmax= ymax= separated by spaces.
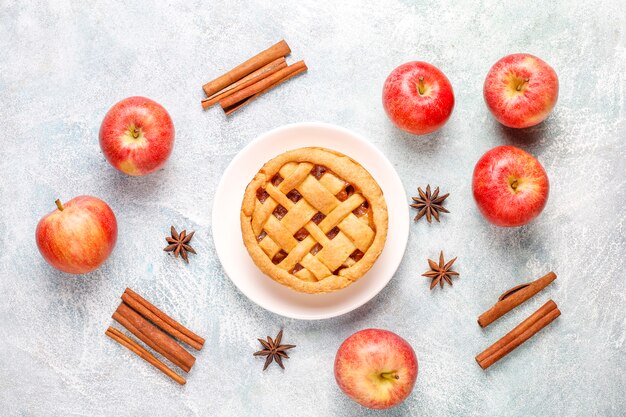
xmin=241 ymin=147 xmax=388 ymax=293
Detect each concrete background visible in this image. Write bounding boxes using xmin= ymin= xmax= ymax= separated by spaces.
xmin=1 ymin=0 xmax=624 ymax=416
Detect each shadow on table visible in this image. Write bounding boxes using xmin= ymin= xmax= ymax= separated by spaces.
xmin=391 ymin=125 xmax=447 ymax=156
xmin=494 ymin=118 xmax=555 ymax=148
xmin=44 ymin=263 xmax=109 ymax=300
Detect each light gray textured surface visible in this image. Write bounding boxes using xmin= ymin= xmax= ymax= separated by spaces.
xmin=1 ymin=1 xmax=624 ymax=416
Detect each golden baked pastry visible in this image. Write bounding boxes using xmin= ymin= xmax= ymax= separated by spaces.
xmin=241 ymin=147 xmax=388 ymax=293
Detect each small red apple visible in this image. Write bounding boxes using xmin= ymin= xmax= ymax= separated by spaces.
xmin=472 ymin=146 xmax=549 ymax=227
xmin=36 ymin=196 xmax=118 ymax=274
xmin=334 ymin=329 xmax=418 ymax=410
xmin=382 ymin=61 xmax=454 ymax=135
xmin=483 ymin=53 xmax=559 ymax=128
xmin=99 ymin=96 xmax=175 ymax=176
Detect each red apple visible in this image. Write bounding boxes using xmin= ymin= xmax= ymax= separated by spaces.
xmin=334 ymin=329 xmax=418 ymax=410
xmin=472 ymin=146 xmax=549 ymax=227
xmin=483 ymin=53 xmax=559 ymax=128
xmin=382 ymin=61 xmax=454 ymax=135
xmin=99 ymin=96 xmax=175 ymax=176
xmin=36 ymin=196 xmax=118 ymax=274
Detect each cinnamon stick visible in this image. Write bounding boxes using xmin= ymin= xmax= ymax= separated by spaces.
xmin=478 ymin=272 xmax=557 ymax=328
xmin=113 ymin=302 xmax=195 ymax=372
xmin=202 ymin=57 xmax=287 ymax=109
xmin=220 ymin=60 xmax=307 ymax=115
xmin=202 ymin=40 xmax=291 ymax=97
xmin=476 ymin=300 xmax=560 ymax=369
xmin=105 ymin=326 xmax=186 ymax=385
xmin=122 ymin=288 xmax=205 ymax=350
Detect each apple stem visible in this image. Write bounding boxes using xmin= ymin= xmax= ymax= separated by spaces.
xmin=510 ymin=180 xmax=518 ymax=190
xmin=417 ymin=77 xmax=425 ymax=95
xmin=55 ymin=199 xmax=64 ymax=211
xmin=380 ymin=371 xmax=399 ymax=381
xmin=516 ymin=79 xmax=530 ymax=91
xmin=131 ymin=126 xmax=139 ymax=139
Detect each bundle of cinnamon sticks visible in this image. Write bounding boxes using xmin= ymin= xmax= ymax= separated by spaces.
xmin=475 ymin=272 xmax=560 ymax=369
xmin=106 ymin=288 xmax=205 ymax=385
xmin=201 ymin=40 xmax=307 ymax=115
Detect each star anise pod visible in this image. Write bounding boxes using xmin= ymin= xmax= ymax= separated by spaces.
xmin=410 ymin=185 xmax=449 ymax=223
xmin=422 ymin=251 xmax=459 ymax=289
xmin=253 ymin=329 xmax=296 ymax=370
xmin=164 ymin=226 xmax=196 ymax=263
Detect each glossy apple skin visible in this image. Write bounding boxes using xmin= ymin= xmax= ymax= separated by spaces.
xmin=382 ymin=61 xmax=454 ymax=135
xmin=484 ymin=54 xmax=559 ymax=128
xmin=472 ymin=146 xmax=549 ymax=227
xmin=36 ymin=196 xmax=118 ymax=274
xmin=99 ymin=96 xmax=175 ymax=176
xmin=334 ymin=329 xmax=418 ymax=410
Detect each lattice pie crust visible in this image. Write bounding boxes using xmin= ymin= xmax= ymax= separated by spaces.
xmin=241 ymin=147 xmax=388 ymax=293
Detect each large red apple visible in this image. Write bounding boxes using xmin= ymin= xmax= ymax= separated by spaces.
xmin=484 ymin=53 xmax=559 ymax=128
xmin=382 ymin=61 xmax=454 ymax=135
xmin=334 ymin=329 xmax=418 ymax=410
xmin=99 ymin=96 xmax=175 ymax=176
xmin=472 ymin=146 xmax=549 ymax=227
xmin=36 ymin=196 xmax=118 ymax=274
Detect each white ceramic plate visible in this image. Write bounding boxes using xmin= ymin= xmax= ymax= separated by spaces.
xmin=212 ymin=122 xmax=409 ymax=320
